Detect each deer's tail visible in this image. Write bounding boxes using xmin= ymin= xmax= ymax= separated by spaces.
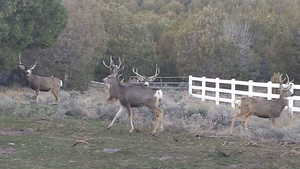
xmin=59 ymin=80 xmax=63 ymax=88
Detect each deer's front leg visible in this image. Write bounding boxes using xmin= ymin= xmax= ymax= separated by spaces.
xmin=106 ymin=97 xmax=117 ymax=104
xmin=35 ymin=90 xmax=40 ymax=103
xmin=159 ymin=109 xmax=164 ymax=132
xmin=126 ymin=107 xmax=135 ymax=133
xmin=107 ymin=106 xmax=124 ymax=129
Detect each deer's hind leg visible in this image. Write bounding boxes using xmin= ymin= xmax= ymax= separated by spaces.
xmin=151 ymin=107 xmax=163 ymax=135
xmin=230 ymin=112 xmax=247 ymax=134
xmin=35 ymin=90 xmax=40 ymax=103
xmin=125 ymin=106 xmax=135 ymax=133
xmin=271 ymin=118 xmax=277 ymax=127
xmin=243 ymin=113 xmax=252 ymax=130
xmin=51 ymin=88 xmax=59 ymax=103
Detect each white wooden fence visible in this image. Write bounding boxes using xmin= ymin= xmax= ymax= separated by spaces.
xmin=188 ymin=76 xmax=300 ymax=113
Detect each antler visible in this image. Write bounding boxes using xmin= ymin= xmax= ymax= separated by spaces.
xmin=132 ymin=64 xmax=160 ymax=82
xmin=279 ymin=74 xmax=286 ymax=84
xmin=132 ymin=67 xmax=146 ymax=82
xmin=102 ymin=56 xmax=114 ymax=69
xmin=115 ymin=57 xmax=122 ymax=69
xmin=147 ymin=64 xmax=160 ymax=82
xmin=112 ymin=57 xmax=122 ymax=74
xmin=286 ymin=74 xmax=290 ymax=84
xmin=17 ymin=54 xmax=26 ymax=70
xmin=285 ymin=74 xmax=295 ymax=90
xmin=279 ymin=74 xmax=294 ymax=90
xmin=102 ymin=56 xmax=122 ymax=75
xmin=280 ymin=74 xmax=291 ymax=84
xmin=18 ymin=54 xmax=22 ymax=64
xmin=29 ymin=61 xmax=37 ymax=71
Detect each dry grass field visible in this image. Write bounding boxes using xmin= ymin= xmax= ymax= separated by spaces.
xmin=1 ymin=86 xmax=300 ymax=169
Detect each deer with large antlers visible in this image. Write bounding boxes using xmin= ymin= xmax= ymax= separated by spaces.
xmin=230 ymin=74 xmax=294 ymax=134
xmin=18 ymin=55 xmax=63 ymax=103
xmin=132 ymin=64 xmax=160 ymax=86
xmin=102 ymin=57 xmax=164 ymax=135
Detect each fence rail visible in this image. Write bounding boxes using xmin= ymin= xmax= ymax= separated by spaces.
xmin=130 ymin=76 xmax=189 ymax=89
xmin=90 ymin=76 xmax=189 ymax=90
xmin=188 ymin=76 xmax=300 ymax=113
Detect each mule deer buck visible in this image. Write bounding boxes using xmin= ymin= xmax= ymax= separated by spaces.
xmin=102 ymin=58 xmax=163 ymax=135
xmin=132 ymin=64 xmax=160 ymax=86
xmin=230 ymin=74 xmax=294 ymax=134
xmin=271 ymin=72 xmax=294 ymax=119
xmin=18 ymin=55 xmax=63 ymax=103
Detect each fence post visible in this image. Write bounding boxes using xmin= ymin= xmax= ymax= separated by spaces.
xmin=267 ymin=81 xmax=272 ymax=100
xmin=289 ymin=83 xmax=295 ymax=118
xmin=248 ymin=80 xmax=253 ymax=97
xmin=216 ymin=78 xmax=220 ymax=105
xmin=201 ymin=76 xmax=206 ymax=101
xmin=231 ymin=79 xmax=236 ymax=108
xmin=188 ymin=75 xmax=193 ymax=95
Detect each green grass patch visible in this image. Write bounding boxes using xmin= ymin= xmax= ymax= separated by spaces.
xmin=0 ymin=114 xmax=300 ymax=169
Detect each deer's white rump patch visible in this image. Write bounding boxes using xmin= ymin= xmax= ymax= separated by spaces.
xmin=154 ymin=89 xmax=163 ymax=106
xmin=154 ymin=89 xmax=163 ymax=99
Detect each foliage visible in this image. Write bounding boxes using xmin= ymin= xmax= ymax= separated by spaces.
xmin=0 ymin=0 xmax=66 ymax=70
xmin=95 ymin=0 xmax=300 ymax=83
xmin=1 ymin=0 xmax=300 ymax=89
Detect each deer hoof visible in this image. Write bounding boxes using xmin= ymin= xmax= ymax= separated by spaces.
xmin=151 ymin=132 xmax=158 ymax=137
xmin=129 ymin=128 xmax=135 ymax=133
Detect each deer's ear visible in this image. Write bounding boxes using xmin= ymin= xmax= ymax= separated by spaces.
xmin=287 ymin=83 xmax=293 ymax=90
xmin=18 ymin=64 xmax=26 ymax=70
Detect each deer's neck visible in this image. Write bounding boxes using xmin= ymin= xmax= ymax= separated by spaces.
xmin=26 ymin=74 xmax=35 ymax=83
xmin=279 ymin=95 xmax=289 ymax=105
xmin=276 ymin=96 xmax=288 ymax=112
xmin=109 ymin=79 xmax=121 ymax=99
